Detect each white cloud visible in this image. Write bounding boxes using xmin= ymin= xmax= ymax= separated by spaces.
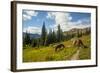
xmin=47 ymin=12 xmax=90 ymax=31
xmin=23 ymin=10 xmax=38 ymax=21
xmin=25 ymin=10 xmax=38 ymax=16
xmin=47 ymin=12 xmax=72 ymax=31
xmin=23 ymin=26 xmax=41 ymax=34
xmin=46 ymin=12 xmax=55 ymax=19
xmin=68 ymin=16 xmax=72 ymax=21
xmin=23 ymin=14 xmax=31 ymax=21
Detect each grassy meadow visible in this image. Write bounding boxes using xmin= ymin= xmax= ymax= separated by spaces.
xmin=22 ymin=10 xmax=91 ymax=62
xmin=23 ymin=35 xmax=91 ymax=62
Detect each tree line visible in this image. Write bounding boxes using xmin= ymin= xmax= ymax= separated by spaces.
xmin=23 ymin=21 xmax=90 ymax=49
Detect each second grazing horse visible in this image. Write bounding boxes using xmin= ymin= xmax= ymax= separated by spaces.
xmin=55 ymin=44 xmax=65 ymax=52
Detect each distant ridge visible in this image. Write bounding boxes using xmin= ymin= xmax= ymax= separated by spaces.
xmin=23 ymin=32 xmax=40 ymax=39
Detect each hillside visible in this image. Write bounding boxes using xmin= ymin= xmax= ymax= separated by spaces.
xmin=23 ymin=34 xmax=91 ymax=62
xmin=63 ymin=27 xmax=91 ymax=35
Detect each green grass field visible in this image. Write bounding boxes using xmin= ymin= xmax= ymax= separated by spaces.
xmin=79 ymin=35 xmax=91 ymax=59
xmin=23 ymin=35 xmax=91 ymax=62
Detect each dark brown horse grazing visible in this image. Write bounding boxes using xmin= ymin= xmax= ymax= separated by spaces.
xmin=55 ymin=44 xmax=65 ymax=52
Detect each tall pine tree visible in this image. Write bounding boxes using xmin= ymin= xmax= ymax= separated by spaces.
xmin=41 ymin=21 xmax=47 ymax=46
xmin=57 ymin=24 xmax=63 ymax=42
xmin=46 ymin=29 xmax=52 ymax=45
xmin=52 ymin=30 xmax=57 ymax=43
xmin=23 ymin=31 xmax=31 ymax=45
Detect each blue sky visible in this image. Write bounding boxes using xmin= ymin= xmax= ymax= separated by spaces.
xmin=22 ymin=9 xmax=91 ymax=34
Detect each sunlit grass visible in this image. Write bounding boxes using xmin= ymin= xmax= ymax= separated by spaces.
xmin=23 ymin=35 xmax=91 ymax=62
xmin=23 ymin=45 xmax=78 ymax=62
xmin=79 ymin=35 xmax=91 ymax=59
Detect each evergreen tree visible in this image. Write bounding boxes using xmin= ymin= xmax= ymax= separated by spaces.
xmin=60 ymin=29 xmax=64 ymax=41
xmin=52 ymin=30 xmax=57 ymax=43
xmin=23 ymin=31 xmax=31 ymax=45
xmin=31 ymin=39 xmax=37 ymax=47
xmin=76 ymin=30 xmax=80 ymax=38
xmin=41 ymin=21 xmax=47 ymax=46
xmin=57 ymin=24 xmax=63 ymax=42
xmin=46 ymin=29 xmax=52 ymax=45
xmin=31 ymin=38 xmax=40 ymax=48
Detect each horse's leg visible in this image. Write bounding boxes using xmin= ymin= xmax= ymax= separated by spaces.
xmin=55 ymin=47 xmax=59 ymax=52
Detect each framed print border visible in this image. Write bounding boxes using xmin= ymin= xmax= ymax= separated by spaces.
xmin=11 ymin=1 xmax=98 ymax=72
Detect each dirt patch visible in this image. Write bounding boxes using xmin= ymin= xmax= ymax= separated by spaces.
xmin=70 ymin=49 xmax=80 ymax=60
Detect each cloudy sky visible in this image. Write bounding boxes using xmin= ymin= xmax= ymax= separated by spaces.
xmin=22 ymin=9 xmax=91 ymax=34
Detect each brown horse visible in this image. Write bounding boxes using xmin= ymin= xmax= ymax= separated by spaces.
xmin=55 ymin=44 xmax=65 ymax=52
xmin=73 ymin=39 xmax=87 ymax=48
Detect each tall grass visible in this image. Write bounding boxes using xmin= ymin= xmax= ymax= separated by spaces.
xmin=79 ymin=48 xmax=91 ymax=59
xmin=79 ymin=35 xmax=91 ymax=59
xmin=23 ymin=46 xmax=78 ymax=62
xmin=23 ymin=35 xmax=91 ymax=62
